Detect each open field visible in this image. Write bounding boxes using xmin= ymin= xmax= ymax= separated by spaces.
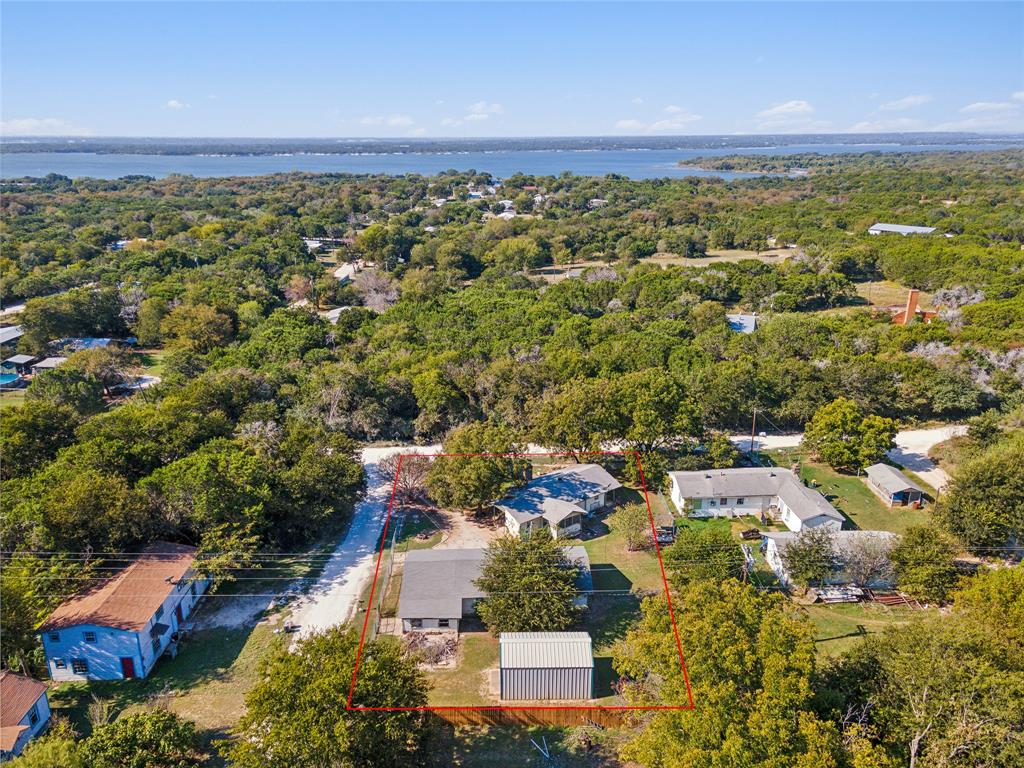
xmin=0 ymin=389 xmax=26 ymax=409
xmin=854 ymin=280 xmax=933 ymax=309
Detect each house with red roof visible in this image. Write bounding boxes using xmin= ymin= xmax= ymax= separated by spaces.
xmin=38 ymin=542 xmax=209 ymax=682
xmin=0 ymin=670 xmax=50 ymax=759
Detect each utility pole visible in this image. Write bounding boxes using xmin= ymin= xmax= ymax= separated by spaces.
xmin=749 ymin=408 xmax=758 ymax=464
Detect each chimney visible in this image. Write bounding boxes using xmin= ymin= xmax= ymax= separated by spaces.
xmin=902 ymin=289 xmax=920 ymax=325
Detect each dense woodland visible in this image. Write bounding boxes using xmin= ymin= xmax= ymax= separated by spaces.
xmin=2 ymin=150 xmax=1023 ymax=767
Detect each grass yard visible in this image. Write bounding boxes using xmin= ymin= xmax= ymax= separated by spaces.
xmin=426 ymin=634 xmax=499 ymax=706
xmin=804 ymin=602 xmax=927 ymax=658
xmin=50 ymin=624 xmax=282 ymax=740
xmin=395 ymin=508 xmax=444 ymax=552
xmin=424 ymin=723 xmax=625 ymax=767
xmin=766 ymin=449 xmax=930 ymax=534
xmin=133 ymin=349 xmax=168 ymax=376
xmin=0 ymin=389 xmax=26 ymax=409
xmin=854 ymin=279 xmax=933 ymax=309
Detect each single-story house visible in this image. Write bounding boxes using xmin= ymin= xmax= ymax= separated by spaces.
xmin=39 ymin=542 xmax=210 ymax=682
xmin=397 ymin=546 xmax=592 ymax=633
xmin=762 ymin=530 xmax=898 ymax=587
xmin=726 ymin=313 xmax=758 ymax=334
xmin=31 ymin=357 xmax=67 ymax=374
xmin=0 ymin=325 xmax=24 ymax=347
xmin=868 ymin=223 xmax=937 ymax=236
xmin=668 ymin=467 xmax=844 ymax=533
xmin=499 ymin=632 xmax=594 ymax=701
xmin=864 ymin=463 xmax=925 ymax=507
xmin=1 ymin=355 xmax=36 ymax=375
xmin=0 ymin=671 xmax=50 ymax=760
xmin=497 ymin=464 xmax=622 ymax=539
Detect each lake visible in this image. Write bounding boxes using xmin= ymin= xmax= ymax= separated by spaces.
xmin=2 ymin=142 xmax=1021 ymax=180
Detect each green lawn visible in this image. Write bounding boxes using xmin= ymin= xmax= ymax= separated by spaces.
xmin=50 ymin=624 xmax=282 ymax=739
xmin=395 ymin=508 xmax=444 ymax=552
xmin=766 ymin=450 xmax=930 ymax=534
xmin=133 ymin=349 xmax=168 ymax=376
xmin=0 ymin=389 xmax=26 ymax=409
xmin=804 ymin=602 xmax=927 ymax=658
xmin=426 ymin=634 xmax=499 ymax=706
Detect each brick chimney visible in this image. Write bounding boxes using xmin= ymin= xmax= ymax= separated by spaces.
xmin=900 ymin=289 xmax=920 ymax=325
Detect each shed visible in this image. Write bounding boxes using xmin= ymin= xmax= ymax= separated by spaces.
xmin=864 ymin=463 xmax=924 ymax=507
xmin=499 ymin=632 xmax=594 ymax=701
xmin=31 ymin=357 xmax=67 ymax=374
xmin=2 ymin=354 xmax=36 ymax=375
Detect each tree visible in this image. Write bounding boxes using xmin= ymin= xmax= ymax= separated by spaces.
xmin=81 ymin=710 xmax=208 ymax=768
xmin=225 ymin=629 xmax=428 ymax=768
xmin=607 ymin=501 xmax=653 ymax=551
xmin=424 ymin=422 xmax=527 ymax=513
xmin=935 ymin=432 xmax=1024 ymax=549
xmin=613 ymin=583 xmax=844 ymax=766
xmin=8 ymin=719 xmax=85 ymax=768
xmin=26 ymin=368 xmax=105 ymax=415
xmin=0 ymin=401 xmax=80 ymax=480
xmin=663 ymin=526 xmax=744 ymax=588
xmin=840 ymin=532 xmax=896 ymax=587
xmin=780 ymin=526 xmax=837 ymax=587
xmin=474 ymin=530 xmax=583 ymax=634
xmin=159 ymin=303 xmax=234 ymax=353
xmin=378 ymin=452 xmax=431 ymax=502
xmin=532 ymin=378 xmax=622 ymax=459
xmin=954 ymin=567 xmax=1024 ymax=669
xmin=889 ymin=526 xmax=959 ymax=603
xmin=803 ymin=398 xmax=898 ymax=472
xmin=64 ymin=347 xmax=131 ymax=396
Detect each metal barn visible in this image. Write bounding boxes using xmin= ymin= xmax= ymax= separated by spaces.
xmin=499 ymin=632 xmax=594 ymax=701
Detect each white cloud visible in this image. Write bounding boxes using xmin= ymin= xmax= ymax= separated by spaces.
xmin=959 ymin=101 xmax=1015 ymax=114
xmin=879 ymin=94 xmax=933 ymax=112
xmin=664 ymin=105 xmax=684 ymax=114
xmin=756 ymin=100 xmax=815 ymax=118
xmin=359 ymin=114 xmax=415 ymax=127
xmin=847 ymin=117 xmax=925 ymax=133
xmin=464 ymin=113 xmax=490 ymax=122
xmin=440 ymin=117 xmax=462 ymax=127
xmin=631 ymin=97 xmax=644 ymax=105
xmin=164 ymin=99 xmax=190 ymax=109
xmin=1013 ymin=91 xmax=1024 ymax=102
xmin=0 ymin=117 xmax=92 ymax=136
xmin=441 ymin=101 xmax=505 ymax=128
xmin=467 ymin=101 xmax=503 ymax=117
xmin=614 ymin=110 xmax=702 ymax=134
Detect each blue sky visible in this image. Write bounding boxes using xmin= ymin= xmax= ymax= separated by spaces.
xmin=2 ymin=1 xmax=1022 ymax=137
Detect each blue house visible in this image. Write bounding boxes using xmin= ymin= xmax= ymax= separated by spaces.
xmin=39 ymin=542 xmax=209 ymax=682
xmin=0 ymin=671 xmax=50 ymax=759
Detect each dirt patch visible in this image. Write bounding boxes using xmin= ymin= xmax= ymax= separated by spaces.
xmin=435 ymin=508 xmax=504 ymax=549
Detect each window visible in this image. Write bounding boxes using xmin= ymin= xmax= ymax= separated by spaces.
xmin=720 ymin=498 xmax=729 ymax=505
xmin=152 ymin=637 xmax=161 ymax=654
xmin=409 ymin=619 xmax=423 ymax=629
xmin=189 ymin=583 xmax=196 ymax=597
xmin=53 ymin=658 xmax=67 ymax=670
xmin=438 ymin=619 xmax=450 ymax=628
xmin=83 ymin=631 xmax=97 ymax=643
xmin=29 ymin=705 xmax=39 ymax=726
xmin=48 ymin=632 xmax=60 ymax=643
xmin=155 ymin=605 xmax=164 ymax=619
xmin=708 ymin=500 xmax=716 ymax=507
xmin=737 ymin=498 xmax=745 ymax=505
xmin=71 ymin=659 xmax=88 ymax=675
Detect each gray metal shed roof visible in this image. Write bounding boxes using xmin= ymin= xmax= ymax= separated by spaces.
xmin=500 ymin=632 xmax=594 ymax=669
xmin=865 ymin=463 xmax=923 ymax=495
xmin=868 ymin=223 xmax=936 ymax=235
xmin=669 ymin=467 xmax=843 ymax=524
xmin=32 ymin=357 xmax=67 ymax=369
xmin=497 ymin=464 xmax=622 ymax=525
xmin=0 ymin=326 xmax=24 ymax=345
xmin=3 ymin=354 xmax=35 ymax=365
xmin=397 ymin=546 xmax=591 ymax=619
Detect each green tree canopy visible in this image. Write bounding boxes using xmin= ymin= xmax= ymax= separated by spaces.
xmin=663 ymin=526 xmax=745 ymax=589
xmin=424 ymin=421 xmax=527 ymax=512
xmin=803 ymin=397 xmax=898 ymax=471
xmin=889 ymin=525 xmax=959 ymax=603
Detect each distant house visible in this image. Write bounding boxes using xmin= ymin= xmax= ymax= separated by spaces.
xmin=39 ymin=542 xmax=210 ymax=681
xmin=31 ymin=357 xmax=67 ymax=374
xmin=499 ymin=632 xmax=594 ymax=701
xmin=498 ymin=464 xmax=622 ymax=539
xmin=762 ymin=530 xmax=897 ymax=587
xmin=0 ymin=671 xmax=50 ymax=760
xmin=726 ymin=313 xmax=758 ymax=334
xmin=57 ymin=337 xmax=119 ymax=352
xmin=668 ymin=467 xmax=844 ymax=533
xmin=0 ymin=325 xmax=24 ymax=347
xmin=868 ymin=223 xmax=937 ymax=236
xmin=864 ymin=463 xmax=925 ymax=508
xmin=2 ymin=354 xmax=36 ymax=375
xmin=397 ymin=547 xmax=591 ymax=633
xmin=587 ymin=198 xmax=609 ymax=210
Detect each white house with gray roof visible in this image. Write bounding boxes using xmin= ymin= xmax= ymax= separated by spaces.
xmin=397 ymin=546 xmax=592 ymax=633
xmin=762 ymin=530 xmax=897 ymax=587
xmin=668 ymin=467 xmax=844 ymax=532
xmin=497 ymin=464 xmax=622 ymax=539
xmin=868 ymin=223 xmax=937 ymax=236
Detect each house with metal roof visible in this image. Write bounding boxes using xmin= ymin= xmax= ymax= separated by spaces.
xmin=2 ymin=354 xmax=36 ymax=376
xmin=868 ymin=223 xmax=937 ymax=236
xmin=31 ymin=357 xmax=67 ymax=374
xmin=726 ymin=313 xmax=758 ymax=334
xmin=397 ymin=546 xmax=591 ymax=633
xmin=668 ymin=467 xmax=844 ymax=532
xmin=0 ymin=325 xmax=24 ymax=347
xmin=39 ymin=542 xmax=209 ymax=681
xmin=762 ymin=530 xmax=897 ymax=588
xmin=499 ymin=632 xmax=594 ymax=701
xmin=497 ymin=464 xmax=622 ymax=539
xmin=0 ymin=671 xmax=50 ymax=760
xmin=864 ymin=463 xmax=924 ymax=508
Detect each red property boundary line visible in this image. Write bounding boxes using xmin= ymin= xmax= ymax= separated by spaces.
xmin=345 ymin=450 xmax=695 ymax=713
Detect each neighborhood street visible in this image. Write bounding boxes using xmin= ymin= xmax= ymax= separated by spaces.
xmin=729 ymin=424 xmax=967 ymax=490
